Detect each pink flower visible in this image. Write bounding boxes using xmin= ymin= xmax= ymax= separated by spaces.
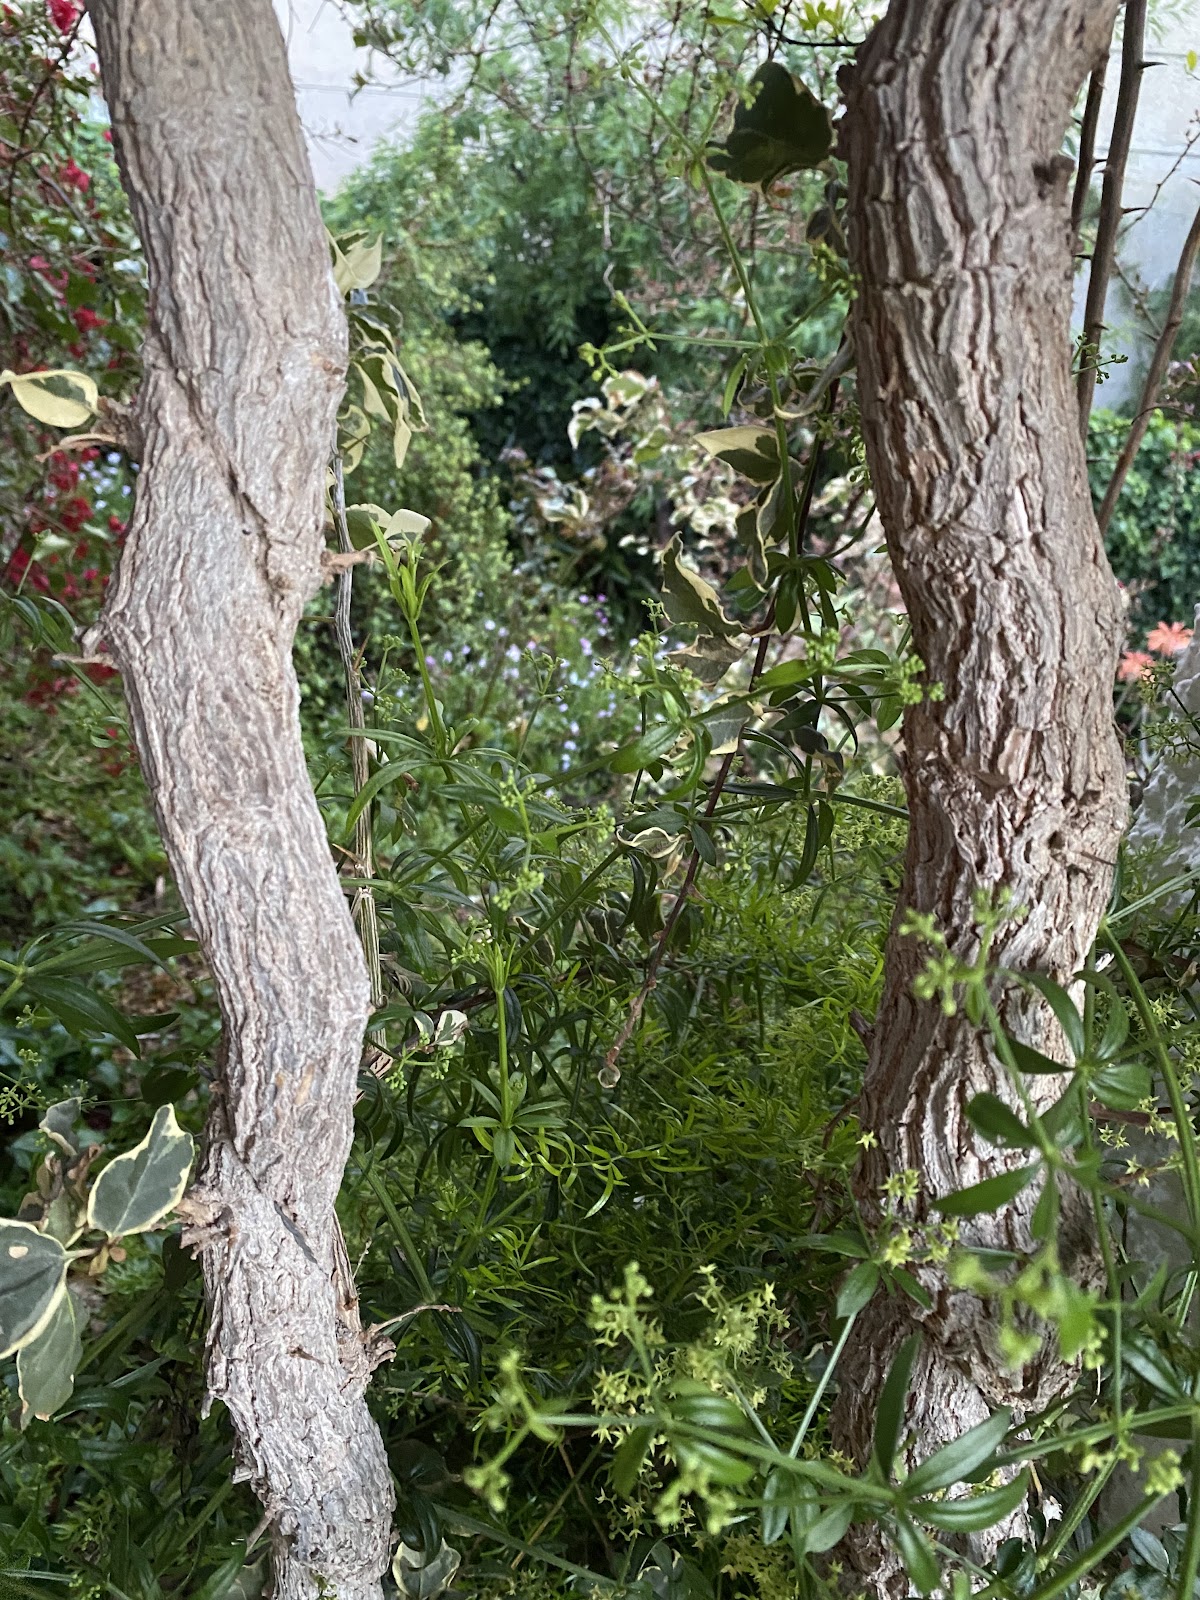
xmin=72 ymin=306 xmax=105 ymax=333
xmin=1118 ymin=650 xmax=1154 ymax=683
xmin=1146 ymin=620 xmax=1193 ymax=656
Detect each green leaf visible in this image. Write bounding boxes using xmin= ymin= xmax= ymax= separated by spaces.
xmin=904 ymin=1409 xmax=1011 ymax=1496
xmin=609 ymin=724 xmax=681 ymax=775
xmin=1090 ymin=1057 xmax=1152 ymax=1112
xmin=671 ymin=1380 xmax=748 ymax=1432
xmin=935 ymin=1165 xmax=1037 ymax=1218
xmin=836 ymin=1260 xmax=880 ymax=1319
xmin=0 ymin=1221 xmax=68 ymax=1359
xmin=17 ymin=1289 xmax=81 ymax=1426
xmin=801 ymin=1499 xmax=855 ymax=1555
xmin=1023 ymin=974 xmax=1085 ymax=1059
xmin=1005 ymin=1036 xmax=1067 ymax=1075
xmin=661 ymin=534 xmax=744 ymax=641
xmin=915 ymin=1471 xmax=1030 ymax=1532
xmin=874 ymin=1333 xmax=920 ymax=1477
xmin=22 ymin=974 xmax=142 ymax=1056
xmin=86 ymin=1105 xmax=195 ymax=1240
xmin=676 ymin=1439 xmax=756 ymax=1487
xmin=892 ymin=1517 xmax=941 ymax=1594
xmin=707 ymin=63 xmax=833 ymax=191
xmin=610 ymin=1425 xmax=655 ymax=1497
xmin=966 ymin=1094 xmax=1033 ymax=1149
xmin=761 ymin=1468 xmax=799 ymax=1546
xmin=693 ymin=425 xmax=780 ymax=484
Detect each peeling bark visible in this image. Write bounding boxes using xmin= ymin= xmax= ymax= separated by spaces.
xmin=835 ymin=1 xmax=1127 ymax=1588
xmin=86 ymin=3 xmax=393 ymax=1594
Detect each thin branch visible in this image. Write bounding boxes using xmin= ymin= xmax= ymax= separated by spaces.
xmin=1071 ymin=51 xmax=1110 ymax=240
xmin=1096 ymin=199 xmax=1200 ymax=537
xmin=332 ymin=454 xmax=385 ymax=1043
xmin=1077 ymin=0 xmax=1148 ymax=436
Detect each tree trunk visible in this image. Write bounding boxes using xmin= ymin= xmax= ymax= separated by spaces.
xmin=86 ymin=4 xmax=394 ymax=1595
xmin=834 ymin=1 xmax=1126 ymax=1588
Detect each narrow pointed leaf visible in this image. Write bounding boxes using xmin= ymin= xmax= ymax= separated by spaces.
xmin=904 ymin=1409 xmax=1012 ymax=1496
xmin=874 ymin=1333 xmax=920 ymax=1477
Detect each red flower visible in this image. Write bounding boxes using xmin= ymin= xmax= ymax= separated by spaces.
xmin=1118 ymin=650 xmax=1154 ymax=683
xmin=1146 ymin=620 xmax=1193 ymax=657
xmin=108 ymin=514 xmax=126 ymax=533
xmin=58 ymin=495 xmax=92 ymax=532
xmin=47 ymin=0 xmax=80 ymax=33
xmin=72 ymin=306 xmax=105 ymax=333
xmin=60 ymin=158 xmax=90 ymax=193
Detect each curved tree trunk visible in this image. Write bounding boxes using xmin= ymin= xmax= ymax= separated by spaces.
xmin=86 ymin=4 xmax=394 ymax=1595
xmin=834 ymin=2 xmax=1126 ymax=1588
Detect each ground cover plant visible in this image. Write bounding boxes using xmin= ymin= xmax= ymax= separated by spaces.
xmin=5 ymin=1 xmax=1200 ymax=1598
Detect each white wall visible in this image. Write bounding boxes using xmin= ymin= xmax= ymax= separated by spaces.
xmin=275 ymin=0 xmax=428 ymax=194
xmin=1075 ymin=5 xmax=1200 ymax=403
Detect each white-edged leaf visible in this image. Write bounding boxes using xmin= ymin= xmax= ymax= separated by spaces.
xmin=661 ymin=533 xmax=744 ymax=640
xmin=39 ymin=1098 xmax=82 ymax=1158
xmin=1 ymin=367 xmax=98 ymax=428
xmin=333 ymin=234 xmax=383 ymax=294
xmin=86 ymin=1105 xmax=195 ymax=1240
xmin=17 ymin=1288 xmax=81 ymax=1426
xmin=0 ymin=1221 xmax=69 ymax=1358
xmin=392 ymin=1539 xmax=461 ymax=1599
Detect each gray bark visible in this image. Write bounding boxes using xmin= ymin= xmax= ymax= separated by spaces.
xmin=85 ymin=3 xmax=394 ymax=1595
xmin=835 ymin=1 xmax=1127 ymax=1588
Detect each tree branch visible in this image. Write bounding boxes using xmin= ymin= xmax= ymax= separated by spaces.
xmin=1077 ymin=0 xmax=1147 ymax=434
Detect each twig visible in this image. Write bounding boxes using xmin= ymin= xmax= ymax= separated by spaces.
xmin=1077 ymin=0 xmax=1147 ymax=435
xmin=331 ymin=455 xmax=385 ymax=1057
xmin=1096 ymin=199 xmax=1200 ymax=537
xmin=1071 ymin=51 xmax=1111 ymax=240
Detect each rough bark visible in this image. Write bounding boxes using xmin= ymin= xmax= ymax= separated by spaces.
xmin=85 ymin=4 xmax=394 ymax=1595
xmin=835 ymin=1 xmax=1127 ymax=1588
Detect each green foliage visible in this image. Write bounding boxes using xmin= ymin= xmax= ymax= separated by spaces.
xmin=10 ymin=4 xmax=1200 ymax=1599
xmin=1090 ymin=408 xmax=1200 ymax=631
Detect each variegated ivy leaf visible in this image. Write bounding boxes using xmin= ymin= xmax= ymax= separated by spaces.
xmin=0 ymin=1221 xmax=69 ymax=1359
xmin=86 ymin=1106 xmax=195 ymax=1241
xmin=668 ymin=634 xmax=749 ymax=687
xmin=17 ymin=1287 xmax=81 ymax=1427
xmin=694 ymin=424 xmax=780 ymax=484
xmin=1 ymin=367 xmax=98 ymax=429
xmin=393 ymin=1539 xmax=461 ymax=1599
xmin=332 ymin=232 xmax=383 ymax=295
xmin=661 ymin=535 xmax=745 ymax=642
xmin=39 ymin=1099 xmax=82 ymax=1159
xmin=345 ymin=504 xmax=431 ymax=552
